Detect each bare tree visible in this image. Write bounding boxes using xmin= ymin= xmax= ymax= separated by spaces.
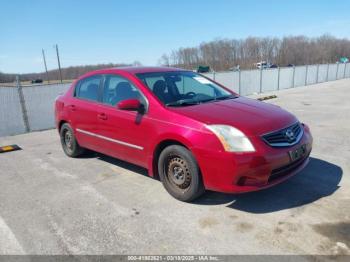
xmin=159 ymin=54 xmax=170 ymax=67
xmin=159 ymin=34 xmax=350 ymax=71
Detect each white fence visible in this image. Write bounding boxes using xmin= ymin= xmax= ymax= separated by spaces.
xmin=0 ymin=62 xmax=349 ymax=137
xmin=203 ymin=63 xmax=350 ymax=96
xmin=0 ymin=82 xmax=71 ymax=137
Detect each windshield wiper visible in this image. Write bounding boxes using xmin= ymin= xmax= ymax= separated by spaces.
xmin=166 ymin=100 xmax=200 ymax=107
xmin=197 ymin=98 xmax=216 ymax=103
xmin=194 ymin=95 xmax=236 ymax=104
xmin=215 ymin=95 xmax=237 ymax=100
xmin=166 ymin=95 xmax=237 ymax=107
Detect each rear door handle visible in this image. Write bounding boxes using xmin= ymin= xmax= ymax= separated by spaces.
xmin=69 ymin=105 xmax=76 ymax=111
xmin=98 ymin=113 xmax=108 ymax=120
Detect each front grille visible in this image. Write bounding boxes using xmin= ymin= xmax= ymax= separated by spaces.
xmin=262 ymin=122 xmax=303 ymax=147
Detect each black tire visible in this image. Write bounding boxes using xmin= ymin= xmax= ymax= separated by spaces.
xmin=60 ymin=123 xmax=85 ymax=157
xmin=158 ymin=145 xmax=205 ymax=202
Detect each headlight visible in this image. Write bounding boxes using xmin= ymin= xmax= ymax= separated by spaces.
xmin=206 ymin=125 xmax=255 ymax=152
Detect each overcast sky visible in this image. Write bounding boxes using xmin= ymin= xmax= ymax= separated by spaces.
xmin=1 ymin=0 xmax=350 ymax=73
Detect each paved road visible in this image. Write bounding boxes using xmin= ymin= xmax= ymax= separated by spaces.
xmin=0 ymin=79 xmax=349 ymax=255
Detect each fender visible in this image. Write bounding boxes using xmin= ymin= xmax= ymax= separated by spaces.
xmin=147 ymin=132 xmax=199 ymax=178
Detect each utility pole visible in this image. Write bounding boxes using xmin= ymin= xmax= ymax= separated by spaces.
xmin=42 ymin=49 xmax=50 ymax=83
xmin=55 ymin=44 xmax=63 ymax=83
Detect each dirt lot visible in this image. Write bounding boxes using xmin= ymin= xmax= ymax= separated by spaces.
xmin=0 ymin=79 xmax=349 ymax=255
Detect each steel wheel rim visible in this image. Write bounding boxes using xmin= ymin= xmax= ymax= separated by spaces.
xmin=165 ymin=155 xmax=191 ymax=190
xmin=64 ymin=130 xmax=73 ymax=151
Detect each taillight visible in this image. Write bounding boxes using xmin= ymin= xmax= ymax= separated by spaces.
xmin=55 ymin=100 xmax=64 ymax=111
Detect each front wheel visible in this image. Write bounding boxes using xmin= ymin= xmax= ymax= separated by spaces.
xmin=60 ymin=123 xmax=85 ymax=157
xmin=158 ymin=145 xmax=205 ymax=202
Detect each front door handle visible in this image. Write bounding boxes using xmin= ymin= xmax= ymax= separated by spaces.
xmin=98 ymin=113 xmax=108 ymax=120
xmin=69 ymin=105 xmax=76 ymax=111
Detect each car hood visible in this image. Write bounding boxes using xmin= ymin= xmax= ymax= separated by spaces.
xmin=170 ymin=96 xmax=298 ymax=136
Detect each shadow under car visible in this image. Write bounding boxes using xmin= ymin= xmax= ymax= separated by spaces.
xmin=85 ymin=153 xmax=342 ymax=213
xmin=194 ymin=157 xmax=342 ymax=213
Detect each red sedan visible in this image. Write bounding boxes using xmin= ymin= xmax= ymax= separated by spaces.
xmin=55 ymin=67 xmax=312 ymax=201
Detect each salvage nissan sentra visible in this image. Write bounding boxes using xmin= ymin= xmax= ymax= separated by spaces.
xmin=55 ymin=67 xmax=312 ymax=201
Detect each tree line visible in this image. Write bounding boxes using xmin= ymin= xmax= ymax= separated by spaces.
xmin=159 ymin=34 xmax=350 ymax=71
xmin=0 ymin=63 xmax=134 ymax=83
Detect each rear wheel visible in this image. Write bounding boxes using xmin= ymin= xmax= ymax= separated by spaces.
xmin=158 ymin=145 xmax=205 ymax=202
xmin=60 ymin=123 xmax=85 ymax=157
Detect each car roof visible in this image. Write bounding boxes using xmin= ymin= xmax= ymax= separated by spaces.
xmin=115 ymin=66 xmax=186 ymax=74
xmin=77 ymin=66 xmax=189 ymax=82
xmin=92 ymin=66 xmax=186 ymax=75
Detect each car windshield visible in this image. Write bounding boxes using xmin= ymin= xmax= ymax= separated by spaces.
xmin=136 ymin=71 xmax=236 ymax=106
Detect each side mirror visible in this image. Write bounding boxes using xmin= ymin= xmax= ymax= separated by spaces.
xmin=117 ymin=99 xmax=144 ymax=112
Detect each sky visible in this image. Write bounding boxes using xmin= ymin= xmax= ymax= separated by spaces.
xmin=1 ymin=0 xmax=350 ymax=74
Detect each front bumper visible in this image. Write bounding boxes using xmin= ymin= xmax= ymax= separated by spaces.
xmin=193 ymin=126 xmax=313 ymax=193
